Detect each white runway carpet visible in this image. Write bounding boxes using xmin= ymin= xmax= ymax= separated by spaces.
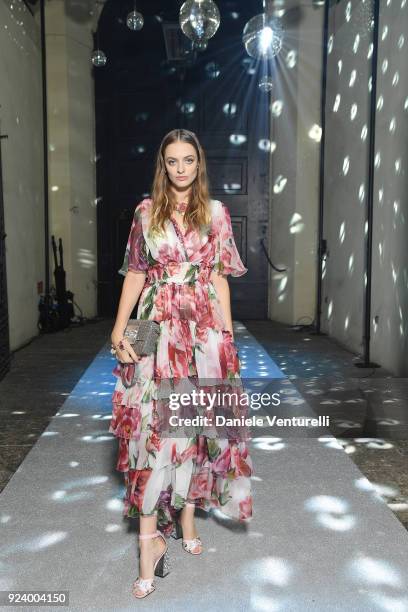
xmin=1 ymin=323 xmax=408 ymax=611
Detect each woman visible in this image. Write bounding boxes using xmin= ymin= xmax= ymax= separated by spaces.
xmin=109 ymin=128 xmax=253 ymax=599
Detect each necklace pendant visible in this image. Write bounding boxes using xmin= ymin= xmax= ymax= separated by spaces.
xmin=175 ymin=201 xmax=188 ymax=213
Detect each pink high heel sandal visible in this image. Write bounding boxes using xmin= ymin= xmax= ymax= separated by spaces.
xmin=132 ymin=530 xmax=169 ymax=599
xmin=171 ymin=503 xmax=203 ymax=555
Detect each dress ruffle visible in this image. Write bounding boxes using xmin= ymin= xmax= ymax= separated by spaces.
xmin=115 ymin=435 xmax=252 ymax=538
xmin=109 ymin=199 xmax=253 ymax=535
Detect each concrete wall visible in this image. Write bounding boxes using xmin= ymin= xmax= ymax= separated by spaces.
xmin=268 ymin=1 xmax=407 ymax=375
xmin=322 ymin=0 xmax=408 ymax=375
xmin=46 ymin=0 xmax=97 ymax=320
xmin=370 ymin=0 xmax=408 ymax=375
xmin=0 ymin=0 xmax=44 ymax=349
xmin=268 ymin=6 xmax=323 ymax=327
xmin=1 ymin=0 xmax=97 ymax=352
xmin=321 ymin=2 xmax=371 ymax=354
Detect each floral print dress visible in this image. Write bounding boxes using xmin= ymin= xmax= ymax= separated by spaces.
xmin=109 ymin=197 xmax=253 ymax=536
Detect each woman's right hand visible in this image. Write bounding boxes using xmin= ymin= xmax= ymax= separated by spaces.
xmin=111 ymin=333 xmax=142 ymax=363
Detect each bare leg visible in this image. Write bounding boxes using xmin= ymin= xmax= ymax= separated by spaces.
xmin=179 ymin=502 xmax=202 ymax=553
xmin=180 ymin=503 xmax=198 ymax=539
xmin=133 ymin=513 xmax=166 ymax=597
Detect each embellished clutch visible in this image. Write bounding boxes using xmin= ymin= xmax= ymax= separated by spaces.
xmin=123 ymin=319 xmax=160 ymax=356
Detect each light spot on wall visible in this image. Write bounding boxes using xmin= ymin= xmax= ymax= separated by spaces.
xmin=223 ymin=103 xmax=237 ymax=116
xmin=229 ymin=134 xmax=246 ymax=145
xmin=381 ymin=24 xmax=388 ymax=41
xmin=275 ymin=273 xmax=288 ymax=304
xmin=289 ymin=212 xmax=304 ymax=234
xmin=223 ymin=183 xmax=241 ymax=194
xmin=373 ymin=316 xmax=378 ymax=333
xmin=308 ymin=124 xmax=322 ymax=142
xmin=389 ymin=117 xmax=396 ymax=133
xmin=328 ymin=34 xmax=334 ymax=54
xmin=348 ymin=254 xmax=354 ymax=274
xmin=339 ymin=221 xmax=346 ymax=244
xmin=205 ymin=62 xmax=220 ymax=78
xmin=273 ymin=175 xmax=287 ymax=194
xmin=258 ymin=139 xmax=272 ymax=152
xmin=242 ymin=57 xmax=256 ymax=75
xmin=279 ymin=276 xmax=287 ymax=292
xmin=327 ymin=300 xmax=333 ymax=319
xmin=391 ymin=264 xmax=397 ymax=284
xmin=180 ymin=102 xmax=195 ymax=114
xmin=271 ymin=100 xmax=283 ymax=117
xmin=342 ymin=156 xmax=350 ymax=175
xmin=135 ymin=112 xmax=149 ymax=121
xmin=345 ymin=2 xmax=352 ymax=23
xmin=286 ymin=50 xmax=297 ymax=68
xmin=77 ymin=248 xmax=95 ymax=269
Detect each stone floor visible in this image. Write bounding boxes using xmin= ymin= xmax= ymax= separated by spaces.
xmin=1 ymin=317 xmax=407 ymax=531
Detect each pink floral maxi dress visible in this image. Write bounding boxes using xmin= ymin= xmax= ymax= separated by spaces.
xmin=109 ymin=197 xmax=253 ymax=536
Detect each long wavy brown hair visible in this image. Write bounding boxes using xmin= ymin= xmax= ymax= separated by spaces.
xmin=148 ymin=129 xmax=212 ymax=237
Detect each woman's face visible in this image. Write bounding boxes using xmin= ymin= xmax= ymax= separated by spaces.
xmin=164 ymin=141 xmax=199 ymax=191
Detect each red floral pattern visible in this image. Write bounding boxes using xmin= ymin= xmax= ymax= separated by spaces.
xmin=110 ymin=198 xmax=253 ymax=536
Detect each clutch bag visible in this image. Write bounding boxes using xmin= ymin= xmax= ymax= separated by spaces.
xmin=123 ymin=318 xmax=160 ymax=356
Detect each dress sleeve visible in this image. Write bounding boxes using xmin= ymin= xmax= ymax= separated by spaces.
xmin=213 ymin=202 xmax=248 ymax=277
xmin=118 ymin=202 xmax=149 ymax=276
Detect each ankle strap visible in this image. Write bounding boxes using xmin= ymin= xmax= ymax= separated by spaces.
xmin=139 ymin=530 xmax=160 ymax=540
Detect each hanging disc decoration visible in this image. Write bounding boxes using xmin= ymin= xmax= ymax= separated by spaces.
xmin=127 ymin=10 xmax=144 ymax=31
xmin=91 ymin=49 xmax=107 ymax=67
xmin=243 ymin=13 xmax=284 ymax=59
xmin=194 ymin=39 xmax=208 ymax=51
xmin=259 ymin=76 xmax=274 ymax=92
xmin=179 ymin=0 xmax=220 ymax=43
